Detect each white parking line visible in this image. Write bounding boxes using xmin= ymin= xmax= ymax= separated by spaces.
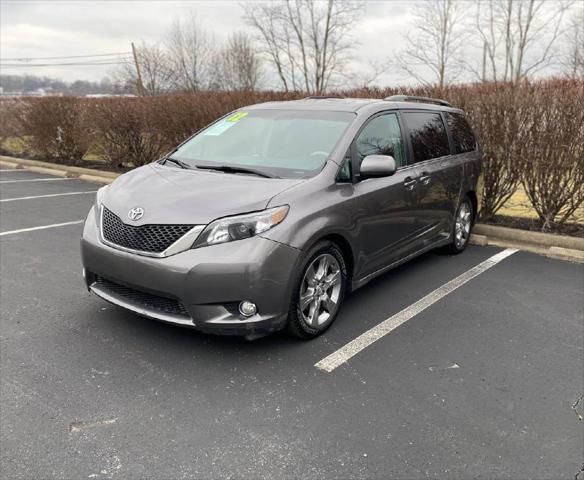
xmin=0 ymin=178 xmax=74 ymax=184
xmin=1 ymin=191 xmax=97 ymax=203
xmin=0 ymin=169 xmax=24 ymax=172
xmin=315 ymin=248 xmax=518 ymax=373
xmin=0 ymin=220 xmax=84 ymax=237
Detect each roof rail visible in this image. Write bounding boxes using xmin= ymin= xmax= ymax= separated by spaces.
xmin=303 ymin=95 xmax=345 ymax=100
xmin=384 ymin=95 xmax=451 ymax=107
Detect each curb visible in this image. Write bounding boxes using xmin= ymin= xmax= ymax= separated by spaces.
xmin=473 ymin=223 xmax=584 ymax=251
xmin=78 ymin=174 xmax=116 ymax=185
xmin=470 ymin=226 xmax=584 ymax=263
xmin=0 ymin=155 xmax=120 ymax=184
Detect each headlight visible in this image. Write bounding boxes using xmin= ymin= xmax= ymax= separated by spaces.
xmin=192 ymin=205 xmax=289 ymax=248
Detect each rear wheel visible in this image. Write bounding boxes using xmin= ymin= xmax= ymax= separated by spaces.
xmin=446 ymin=197 xmax=473 ymax=254
xmin=286 ymin=241 xmax=347 ymax=339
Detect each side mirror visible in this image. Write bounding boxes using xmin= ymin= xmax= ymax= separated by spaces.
xmin=359 ymin=155 xmax=397 ymax=178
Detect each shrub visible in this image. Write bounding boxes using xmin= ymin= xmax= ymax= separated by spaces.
xmin=462 ymin=85 xmax=530 ymax=221
xmin=150 ymin=90 xmax=303 ymax=146
xmin=89 ymin=98 xmax=171 ymax=170
xmin=16 ymin=97 xmax=89 ymax=165
xmin=3 ymin=79 xmax=583 ymax=229
xmin=520 ymin=80 xmax=584 ymax=230
xmin=0 ymin=98 xmax=23 ymax=150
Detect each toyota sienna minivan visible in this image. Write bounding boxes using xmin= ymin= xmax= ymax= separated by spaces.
xmin=81 ymin=95 xmax=481 ymax=339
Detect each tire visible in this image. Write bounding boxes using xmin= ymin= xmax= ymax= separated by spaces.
xmin=286 ymin=240 xmax=347 ymax=339
xmin=445 ymin=196 xmax=474 ymax=254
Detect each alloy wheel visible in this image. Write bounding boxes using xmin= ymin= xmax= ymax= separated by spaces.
xmin=298 ymin=253 xmax=342 ymax=328
xmin=455 ymin=202 xmax=472 ymax=249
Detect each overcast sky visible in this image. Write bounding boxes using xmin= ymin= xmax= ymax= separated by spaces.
xmin=0 ymin=0 xmax=577 ymax=88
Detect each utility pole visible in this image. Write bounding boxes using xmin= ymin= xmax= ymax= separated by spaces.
xmin=482 ymin=41 xmax=487 ymax=82
xmin=131 ymin=42 xmax=145 ymax=96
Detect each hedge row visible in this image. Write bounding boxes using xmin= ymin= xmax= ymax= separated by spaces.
xmin=1 ymin=79 xmax=582 ymax=228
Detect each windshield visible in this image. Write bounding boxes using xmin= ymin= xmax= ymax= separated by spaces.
xmin=171 ymin=109 xmax=356 ymax=179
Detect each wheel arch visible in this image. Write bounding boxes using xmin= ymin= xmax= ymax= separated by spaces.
xmin=465 ymin=190 xmax=478 ymax=224
xmin=308 ymin=233 xmax=355 ymax=287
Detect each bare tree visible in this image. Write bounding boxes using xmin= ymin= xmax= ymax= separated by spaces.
xmin=398 ymin=0 xmax=468 ymax=88
xmin=563 ymin=5 xmax=584 ymax=78
xmin=343 ymin=60 xmax=388 ymax=89
xmin=165 ymin=14 xmax=215 ymax=92
xmin=136 ymin=43 xmax=176 ymax=95
xmin=243 ymin=0 xmax=363 ymax=93
xmin=112 ymin=42 xmax=175 ymax=95
xmin=471 ymin=0 xmax=573 ymax=83
xmin=243 ymin=2 xmax=292 ymax=90
xmin=211 ymin=32 xmax=262 ymax=91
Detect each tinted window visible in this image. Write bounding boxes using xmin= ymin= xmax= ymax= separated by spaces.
xmin=445 ymin=112 xmax=476 ymax=153
xmin=403 ymin=112 xmax=450 ymax=162
xmin=354 ymin=113 xmax=405 ymax=167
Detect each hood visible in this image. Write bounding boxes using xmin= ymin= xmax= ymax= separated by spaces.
xmin=102 ymin=163 xmax=302 ymax=225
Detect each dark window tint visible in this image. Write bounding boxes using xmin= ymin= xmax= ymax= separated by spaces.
xmin=445 ymin=112 xmax=476 ymax=153
xmin=354 ymin=113 xmax=405 ymax=167
xmin=404 ymin=112 xmax=450 ymax=162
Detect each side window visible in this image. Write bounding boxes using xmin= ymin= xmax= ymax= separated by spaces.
xmin=354 ymin=113 xmax=405 ymax=167
xmin=403 ymin=112 xmax=450 ymax=162
xmin=445 ymin=112 xmax=477 ymax=154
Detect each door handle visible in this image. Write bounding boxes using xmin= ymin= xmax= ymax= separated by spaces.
xmin=404 ymin=177 xmax=417 ymax=191
xmin=419 ymin=172 xmax=431 ymax=185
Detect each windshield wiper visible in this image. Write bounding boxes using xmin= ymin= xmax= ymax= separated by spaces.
xmin=162 ymin=156 xmax=192 ymax=170
xmin=195 ymin=164 xmax=276 ymax=179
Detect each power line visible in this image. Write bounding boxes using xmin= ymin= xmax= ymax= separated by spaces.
xmin=1 ymin=52 xmax=132 ymax=61
xmin=0 ymin=61 xmax=128 ymax=67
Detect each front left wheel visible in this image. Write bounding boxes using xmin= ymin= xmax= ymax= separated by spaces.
xmin=286 ymin=241 xmax=347 ymax=339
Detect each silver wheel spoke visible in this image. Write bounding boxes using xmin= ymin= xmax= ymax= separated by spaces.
xmin=300 ymin=291 xmax=313 ymax=310
xmin=305 ymin=264 xmax=317 ymax=286
xmin=308 ymin=299 xmax=319 ymax=326
xmin=317 ymin=256 xmax=329 ymax=280
xmin=323 ymin=295 xmax=337 ymax=313
xmin=324 ymin=270 xmax=340 ymax=289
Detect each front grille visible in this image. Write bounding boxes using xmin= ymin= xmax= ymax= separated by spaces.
xmin=94 ymin=276 xmax=190 ymax=318
xmin=101 ymin=207 xmax=194 ymax=254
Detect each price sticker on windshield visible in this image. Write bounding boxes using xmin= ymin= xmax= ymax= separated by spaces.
xmin=203 ymin=112 xmax=248 ymax=136
xmin=226 ymin=112 xmax=248 ymax=122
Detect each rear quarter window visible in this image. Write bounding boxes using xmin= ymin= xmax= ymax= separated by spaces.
xmin=445 ymin=112 xmax=477 ymax=154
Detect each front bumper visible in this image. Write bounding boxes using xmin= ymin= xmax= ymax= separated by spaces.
xmin=80 ymin=207 xmax=301 ymax=336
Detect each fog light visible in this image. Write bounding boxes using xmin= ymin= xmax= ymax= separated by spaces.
xmin=239 ymin=300 xmax=257 ymax=317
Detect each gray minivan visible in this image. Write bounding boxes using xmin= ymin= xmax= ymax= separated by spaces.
xmin=81 ymin=95 xmax=481 ymax=339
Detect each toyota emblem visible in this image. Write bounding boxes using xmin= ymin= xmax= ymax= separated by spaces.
xmin=128 ymin=207 xmax=144 ymax=221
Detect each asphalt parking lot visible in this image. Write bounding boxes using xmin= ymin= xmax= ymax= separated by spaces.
xmin=1 ymin=168 xmax=583 ymax=480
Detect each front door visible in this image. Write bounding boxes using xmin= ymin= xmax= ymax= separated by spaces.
xmin=350 ymin=112 xmax=421 ymax=278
